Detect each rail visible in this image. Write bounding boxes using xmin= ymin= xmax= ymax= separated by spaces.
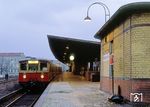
xmin=0 ymin=88 xmax=24 ymax=106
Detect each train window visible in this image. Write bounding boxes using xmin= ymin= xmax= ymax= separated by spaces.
xmin=40 ymin=62 xmax=47 ymax=71
xmin=20 ymin=63 xmax=27 ymax=70
xmin=28 ymin=64 xmax=38 ymax=71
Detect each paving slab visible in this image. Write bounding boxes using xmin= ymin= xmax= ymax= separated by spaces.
xmin=34 ymin=82 xmax=83 ymax=107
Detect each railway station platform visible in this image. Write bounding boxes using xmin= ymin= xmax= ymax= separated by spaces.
xmin=34 ymin=72 xmax=131 ymax=107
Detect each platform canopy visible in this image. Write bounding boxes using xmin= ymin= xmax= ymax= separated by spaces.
xmin=47 ymin=35 xmax=100 ymax=72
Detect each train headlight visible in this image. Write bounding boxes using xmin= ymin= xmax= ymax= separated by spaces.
xmin=23 ymin=74 xmax=26 ymax=79
xmin=41 ymin=74 xmax=44 ymax=79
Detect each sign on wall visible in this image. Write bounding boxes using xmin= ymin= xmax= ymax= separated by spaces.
xmin=103 ymin=53 xmax=109 ymax=62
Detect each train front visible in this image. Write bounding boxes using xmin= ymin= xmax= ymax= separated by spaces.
xmin=18 ymin=59 xmax=51 ymax=88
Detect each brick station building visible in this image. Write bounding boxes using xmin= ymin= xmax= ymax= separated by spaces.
xmin=95 ymin=2 xmax=150 ymax=102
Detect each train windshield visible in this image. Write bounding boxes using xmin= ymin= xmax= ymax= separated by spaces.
xmin=20 ymin=60 xmax=48 ymax=71
xmin=28 ymin=64 xmax=38 ymax=71
xmin=27 ymin=60 xmax=39 ymax=71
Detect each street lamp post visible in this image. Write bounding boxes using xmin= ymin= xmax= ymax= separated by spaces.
xmin=84 ymin=2 xmax=110 ymax=22
xmin=84 ymin=2 xmax=116 ymax=96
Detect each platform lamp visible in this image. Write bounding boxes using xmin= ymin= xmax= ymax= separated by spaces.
xmin=69 ymin=55 xmax=74 ymax=61
xmin=69 ymin=54 xmax=75 ymax=72
xmin=84 ymin=2 xmax=110 ymax=22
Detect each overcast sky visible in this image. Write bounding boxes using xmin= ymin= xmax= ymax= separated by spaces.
xmin=0 ymin=0 xmax=149 ymax=59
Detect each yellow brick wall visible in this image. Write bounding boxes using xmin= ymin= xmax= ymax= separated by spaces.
xmin=130 ymin=13 xmax=150 ymax=78
xmin=131 ymin=13 xmax=150 ymax=25
xmin=114 ymin=24 xmax=123 ymax=37
xmin=103 ymin=43 xmax=109 ymax=53
xmin=102 ymin=59 xmax=109 ymax=76
xmin=131 ymin=27 xmax=150 ymax=78
xmin=101 ymin=13 xmax=150 ymax=79
xmin=108 ymin=32 xmax=114 ymax=42
xmin=124 ymin=17 xmax=130 ymax=30
xmin=101 ymin=25 xmax=124 ymax=78
xmin=101 ymin=38 xmax=105 ymax=45
xmin=123 ymin=30 xmax=131 ymax=78
xmin=113 ymin=32 xmax=124 ymax=78
xmin=101 ymin=42 xmax=109 ymax=77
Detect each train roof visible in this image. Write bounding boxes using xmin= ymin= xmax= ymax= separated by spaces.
xmin=19 ymin=58 xmax=50 ymax=63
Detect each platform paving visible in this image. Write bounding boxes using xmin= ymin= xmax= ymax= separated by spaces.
xmin=34 ymin=72 xmax=133 ymax=107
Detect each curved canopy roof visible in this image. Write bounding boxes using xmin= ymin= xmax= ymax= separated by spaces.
xmin=47 ymin=35 xmax=100 ymax=65
xmin=94 ymin=2 xmax=150 ymax=39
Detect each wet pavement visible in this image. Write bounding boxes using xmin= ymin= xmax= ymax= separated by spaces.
xmin=34 ymin=72 xmax=141 ymax=107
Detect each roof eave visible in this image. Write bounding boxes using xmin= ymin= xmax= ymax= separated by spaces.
xmin=94 ymin=2 xmax=150 ymax=40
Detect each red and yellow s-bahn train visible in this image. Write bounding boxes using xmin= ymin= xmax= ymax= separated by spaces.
xmin=18 ymin=58 xmax=62 ymax=88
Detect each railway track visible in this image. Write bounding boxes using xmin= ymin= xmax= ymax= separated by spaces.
xmin=0 ymin=75 xmax=59 ymax=107
xmin=0 ymin=88 xmax=43 ymax=107
xmin=0 ymin=77 xmax=17 ymax=84
xmin=0 ymin=88 xmax=24 ymax=107
xmin=9 ymin=93 xmax=41 ymax=107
